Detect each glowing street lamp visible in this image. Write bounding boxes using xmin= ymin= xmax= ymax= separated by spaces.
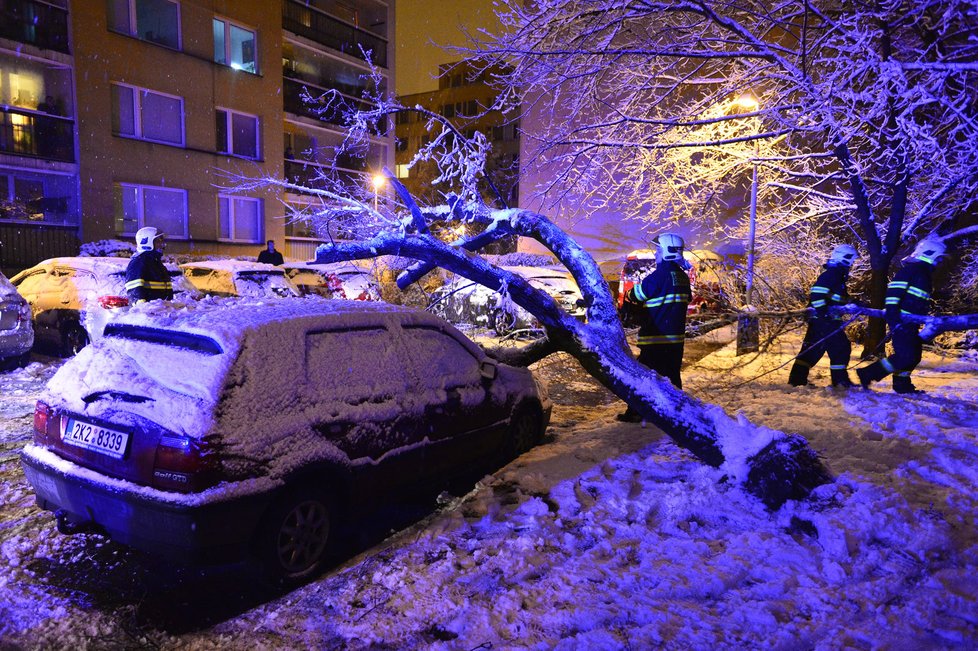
xmin=371 ymin=173 xmax=386 ymax=212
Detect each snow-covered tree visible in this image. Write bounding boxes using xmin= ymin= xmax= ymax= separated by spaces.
xmin=467 ymin=0 xmax=978 ymax=348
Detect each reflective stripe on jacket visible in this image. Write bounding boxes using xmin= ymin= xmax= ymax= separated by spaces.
xmin=885 ymin=260 xmax=933 ymax=321
xmin=808 ymin=264 xmax=850 ymax=318
xmin=629 ymin=260 xmax=690 ymax=345
xmin=125 ymin=250 xmax=173 ymax=303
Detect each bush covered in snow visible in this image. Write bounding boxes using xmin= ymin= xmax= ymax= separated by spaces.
xmin=79 ymin=240 xmax=134 ymax=258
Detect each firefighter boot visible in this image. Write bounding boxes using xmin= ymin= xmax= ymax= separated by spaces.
xmin=856 ymin=362 xmax=887 ymax=389
xmin=893 ymin=375 xmax=923 ymax=394
xmin=788 ymin=362 xmax=810 ymax=387
xmin=830 ymin=368 xmax=854 ymax=388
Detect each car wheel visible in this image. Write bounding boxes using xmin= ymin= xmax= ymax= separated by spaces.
xmin=256 ymin=487 xmax=333 ymax=585
xmin=504 ymin=404 xmax=542 ymax=459
xmin=489 ymin=308 xmax=518 ymax=337
xmin=61 ymin=322 xmax=89 ymax=357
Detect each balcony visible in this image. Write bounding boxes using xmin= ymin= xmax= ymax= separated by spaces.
xmin=0 ymin=0 xmax=70 ymax=54
xmin=283 ymin=0 xmax=387 ymax=68
xmin=283 ymin=77 xmax=386 ymax=135
xmin=0 ymin=107 xmax=74 ymax=162
xmin=284 ymin=159 xmax=368 ymax=195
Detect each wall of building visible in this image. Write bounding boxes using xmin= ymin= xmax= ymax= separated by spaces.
xmin=72 ymin=1 xmax=285 ymax=258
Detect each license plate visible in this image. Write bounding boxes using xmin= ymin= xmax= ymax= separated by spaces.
xmin=62 ymin=418 xmax=129 ymax=459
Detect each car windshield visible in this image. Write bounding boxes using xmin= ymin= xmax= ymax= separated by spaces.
xmin=236 ymin=271 xmax=292 ymax=297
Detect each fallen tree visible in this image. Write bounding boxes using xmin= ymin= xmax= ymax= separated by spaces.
xmin=300 ymin=171 xmax=833 ymax=509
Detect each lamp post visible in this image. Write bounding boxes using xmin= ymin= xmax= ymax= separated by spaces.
xmin=371 ymin=173 xmax=386 ymax=212
xmin=733 ymin=94 xmax=760 ymax=355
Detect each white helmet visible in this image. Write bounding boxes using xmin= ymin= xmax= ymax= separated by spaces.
xmin=135 ymin=226 xmax=164 ymax=253
xmin=911 ymin=238 xmax=946 ymax=265
xmin=656 ymin=233 xmax=685 ymax=262
xmin=828 ymin=244 xmax=857 ymax=267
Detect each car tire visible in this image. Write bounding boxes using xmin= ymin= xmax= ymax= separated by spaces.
xmin=255 ymin=486 xmax=333 ymax=586
xmin=504 ymin=403 xmax=542 ymax=459
xmin=61 ymin=321 xmax=89 ymax=357
xmin=489 ymin=308 xmax=518 ymax=337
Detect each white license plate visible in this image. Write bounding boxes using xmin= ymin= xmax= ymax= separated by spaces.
xmin=62 ymin=418 xmax=129 ymax=459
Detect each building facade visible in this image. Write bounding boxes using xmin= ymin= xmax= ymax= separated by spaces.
xmin=0 ymin=0 xmax=394 ymax=274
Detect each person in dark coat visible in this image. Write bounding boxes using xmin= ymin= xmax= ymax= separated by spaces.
xmin=258 ymin=240 xmax=284 ymax=265
xmin=856 ymin=238 xmax=946 ymax=394
xmin=788 ymin=244 xmax=858 ymax=388
xmin=125 ymin=227 xmax=173 ymax=304
xmin=617 ymin=233 xmax=691 ymax=422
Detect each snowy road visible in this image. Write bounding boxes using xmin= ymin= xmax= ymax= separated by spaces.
xmin=2 ymin=331 xmax=978 ymax=649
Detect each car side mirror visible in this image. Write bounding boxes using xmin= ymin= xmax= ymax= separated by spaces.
xmin=480 ymin=360 xmax=497 ymax=381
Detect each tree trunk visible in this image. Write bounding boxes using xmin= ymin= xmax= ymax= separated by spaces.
xmin=861 ymin=266 xmax=890 ymax=359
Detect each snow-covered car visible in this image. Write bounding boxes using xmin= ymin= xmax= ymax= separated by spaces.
xmin=180 ymin=260 xmax=299 ymax=299
xmin=283 ymin=261 xmax=381 ymax=301
xmin=429 ymin=265 xmax=586 ymax=336
xmin=21 ymin=298 xmax=551 ymax=582
xmin=10 ymin=257 xmax=197 ymax=356
xmin=0 ymin=271 xmax=34 ymax=369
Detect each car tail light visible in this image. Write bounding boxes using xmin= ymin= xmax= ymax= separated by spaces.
xmin=33 ymin=401 xmax=61 ymax=444
xmin=97 ymin=295 xmax=129 ymax=309
xmin=152 ymin=433 xmax=215 ymax=492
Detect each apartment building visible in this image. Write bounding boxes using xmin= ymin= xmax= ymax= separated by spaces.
xmin=0 ymin=0 xmax=394 ymax=273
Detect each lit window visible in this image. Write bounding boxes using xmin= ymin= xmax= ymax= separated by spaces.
xmin=107 ymin=0 xmax=180 ymax=49
xmin=112 ymin=83 xmax=184 ymax=146
xmin=115 ymin=183 xmax=188 ymax=238
xmin=213 ymin=18 xmax=257 ymax=73
xmin=218 ymin=195 xmax=262 ymax=242
xmin=395 ymin=164 xmax=410 ymax=179
xmin=216 ymin=109 xmax=260 ymax=159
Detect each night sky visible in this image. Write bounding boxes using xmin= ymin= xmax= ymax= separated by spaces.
xmin=395 ymin=0 xmax=500 ymax=95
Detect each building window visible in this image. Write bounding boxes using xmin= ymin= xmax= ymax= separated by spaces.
xmin=0 ymin=170 xmax=75 ymax=224
xmin=108 ymin=0 xmax=180 ymax=49
xmin=213 ymin=18 xmax=257 ymax=73
xmin=218 ymin=195 xmax=261 ymax=242
xmin=115 ymin=183 xmax=188 ymax=238
xmin=216 ymin=109 xmax=260 ymax=159
xmin=112 ymin=84 xmax=184 ymax=146
xmin=395 ymin=164 xmax=410 ymax=179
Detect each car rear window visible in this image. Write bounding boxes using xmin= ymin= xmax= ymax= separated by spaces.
xmin=104 ymin=323 xmax=224 ymax=355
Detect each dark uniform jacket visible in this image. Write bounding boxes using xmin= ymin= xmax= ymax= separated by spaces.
xmin=808 ymin=264 xmax=850 ymax=319
xmin=885 ymin=260 xmax=933 ymax=324
xmin=628 ymin=260 xmax=691 ymax=345
xmin=125 ymin=250 xmax=173 ymax=303
xmin=258 ymin=249 xmax=284 ymax=265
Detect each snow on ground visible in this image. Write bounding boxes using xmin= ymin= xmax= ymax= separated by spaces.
xmin=1 ymin=328 xmax=977 ymax=649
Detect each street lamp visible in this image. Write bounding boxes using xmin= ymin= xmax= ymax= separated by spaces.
xmin=371 ymin=173 xmax=386 ymax=212
xmin=734 ymin=93 xmax=760 ymax=355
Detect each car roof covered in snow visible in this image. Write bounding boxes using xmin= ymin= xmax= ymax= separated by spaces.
xmin=179 ymin=259 xmax=285 ymax=274
xmin=107 ymin=296 xmax=453 ymax=355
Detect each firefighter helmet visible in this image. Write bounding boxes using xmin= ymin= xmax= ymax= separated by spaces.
xmin=135 ymin=226 xmax=164 ymax=253
xmin=911 ymin=238 xmax=946 ymax=265
xmin=828 ymin=244 xmax=857 ymax=267
xmin=655 ymin=233 xmax=685 ymax=262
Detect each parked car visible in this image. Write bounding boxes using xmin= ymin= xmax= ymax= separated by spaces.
xmin=180 ymin=260 xmax=299 ymax=299
xmin=21 ymin=298 xmax=551 ymax=582
xmin=0 ymin=271 xmax=34 ymax=369
xmin=11 ymin=257 xmax=196 ymax=356
xmin=429 ymin=265 xmax=586 ymax=336
xmin=283 ymin=261 xmax=381 ymax=301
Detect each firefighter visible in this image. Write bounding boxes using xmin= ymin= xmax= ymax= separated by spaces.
xmin=617 ymin=233 xmax=691 ymax=422
xmin=788 ymin=244 xmax=858 ymax=388
xmin=125 ymin=226 xmax=173 ymax=304
xmin=856 ymin=238 xmax=946 ymax=394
